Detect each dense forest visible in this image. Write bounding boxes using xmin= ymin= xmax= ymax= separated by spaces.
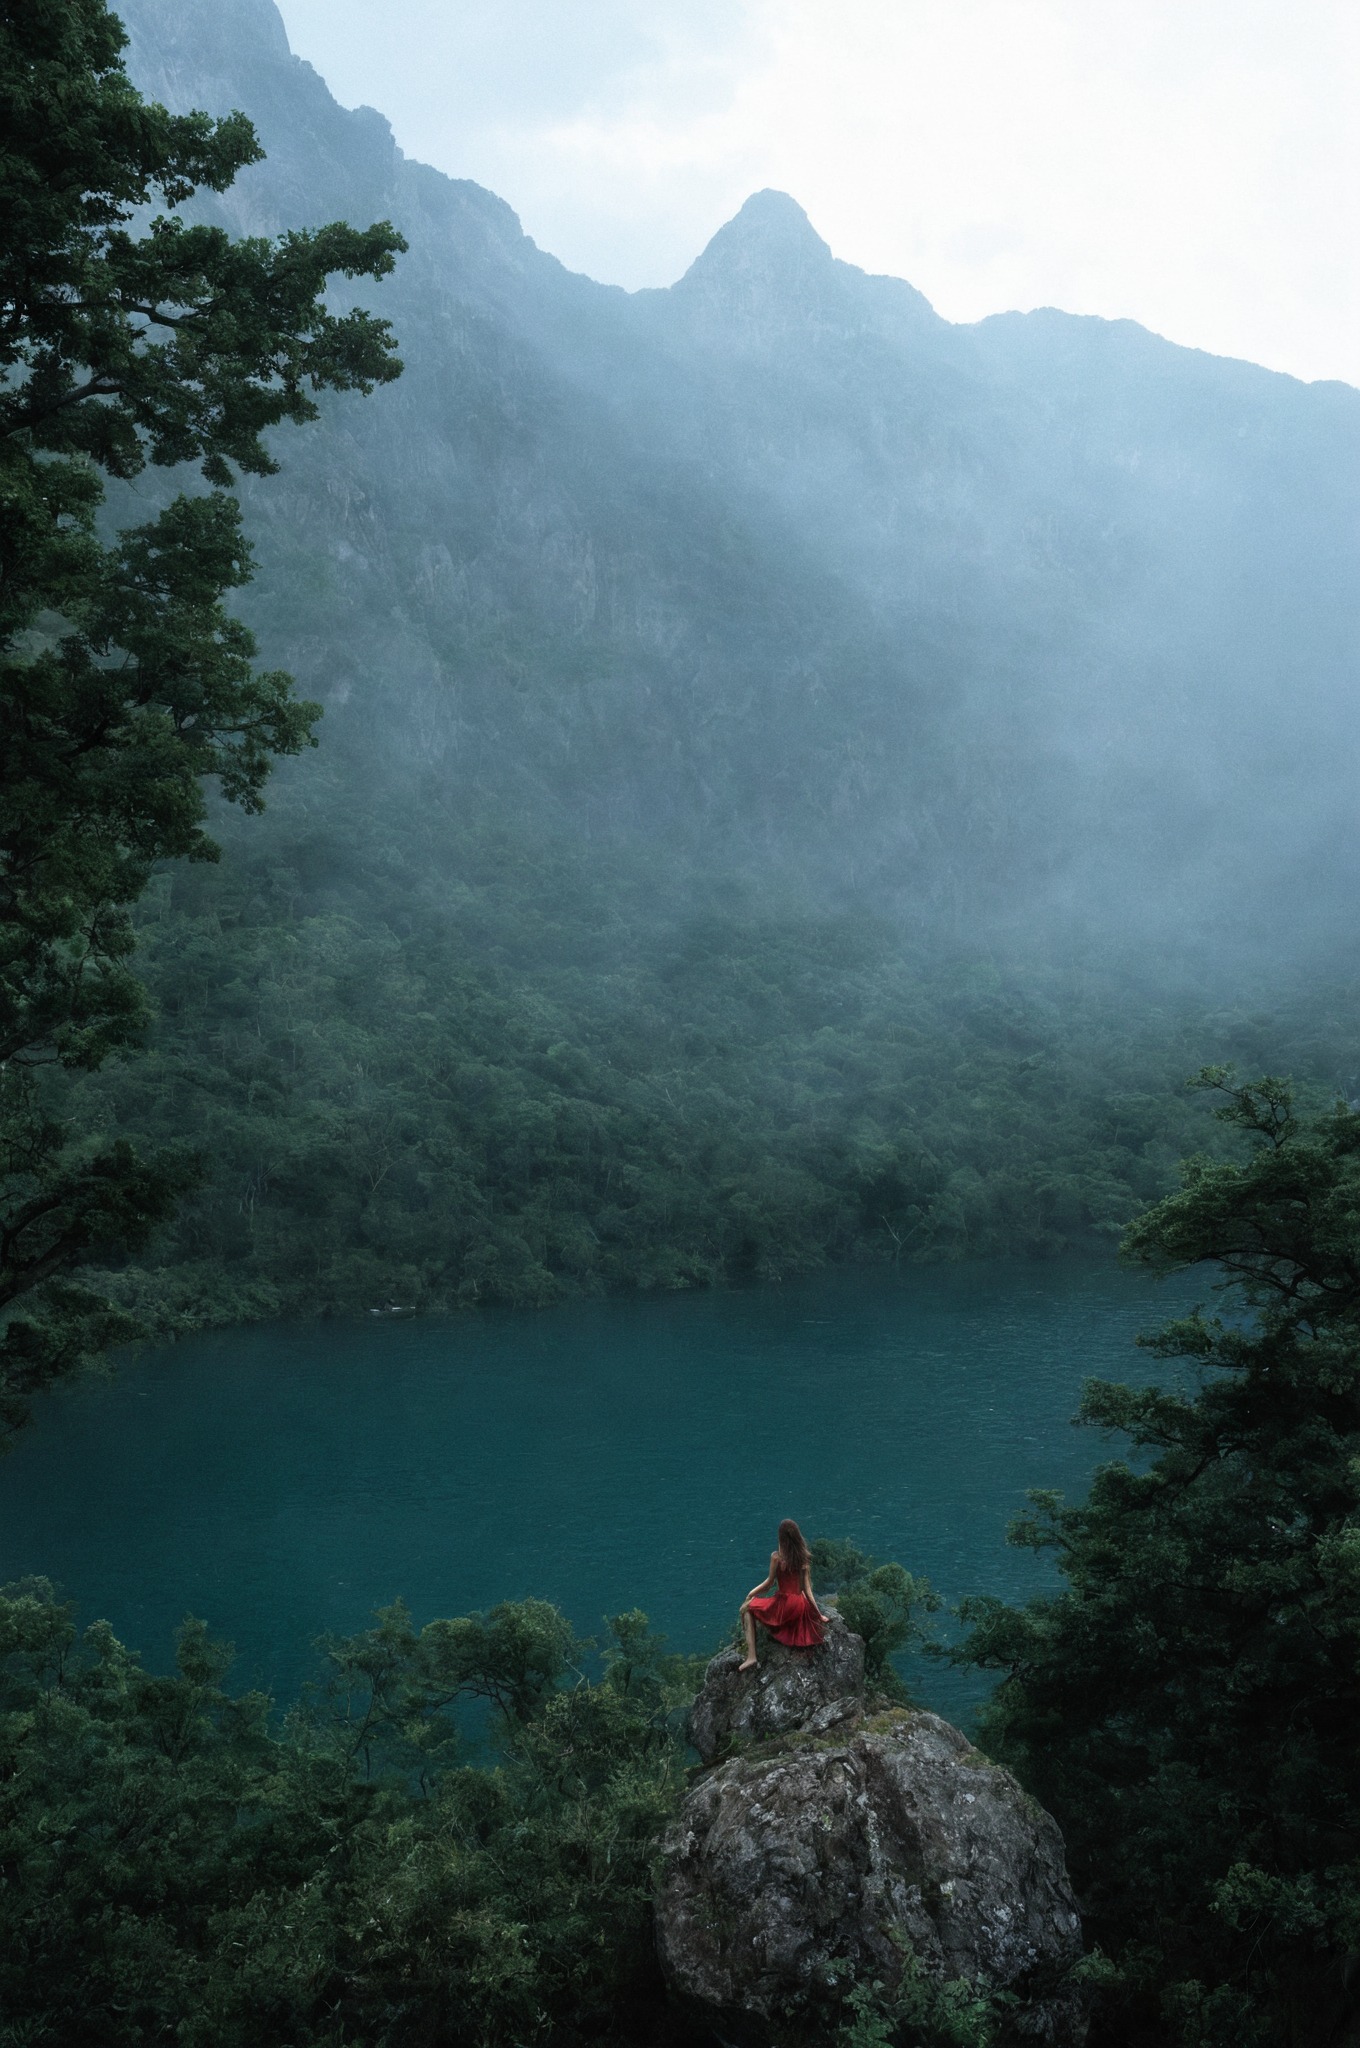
xmin=3 ymin=0 xmax=1360 ymax=2043
xmin=74 ymin=811 xmax=1360 ymax=1329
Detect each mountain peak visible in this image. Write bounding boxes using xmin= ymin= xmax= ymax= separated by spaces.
xmin=727 ymin=189 xmax=832 ymax=249
xmin=669 ymin=190 xmax=844 ymax=339
xmin=680 ymin=190 xmax=834 ymax=286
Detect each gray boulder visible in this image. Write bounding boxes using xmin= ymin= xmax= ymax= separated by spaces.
xmin=688 ymin=1611 xmax=865 ymax=1765
xmin=657 ymin=1707 xmax=1085 ymax=2047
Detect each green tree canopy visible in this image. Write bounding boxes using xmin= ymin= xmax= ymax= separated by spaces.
xmin=960 ymin=1070 xmax=1360 ymax=2046
xmin=0 ymin=0 xmax=404 ymax=1436
xmin=0 ymin=1581 xmax=687 ymax=2045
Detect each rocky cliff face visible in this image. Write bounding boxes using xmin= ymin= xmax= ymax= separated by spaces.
xmin=112 ymin=0 xmax=1360 ymax=959
xmin=657 ymin=1633 xmax=1085 ymax=2046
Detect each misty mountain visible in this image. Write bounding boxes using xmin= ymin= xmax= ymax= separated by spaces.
xmin=116 ymin=0 xmax=1360 ymax=963
xmin=62 ymin=0 xmax=1359 ymax=1324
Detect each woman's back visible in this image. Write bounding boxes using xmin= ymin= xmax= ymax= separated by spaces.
xmin=740 ymin=1521 xmax=826 ymax=1666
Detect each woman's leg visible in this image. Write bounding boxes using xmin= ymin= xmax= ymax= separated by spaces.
xmin=738 ymin=1601 xmax=759 ymax=1671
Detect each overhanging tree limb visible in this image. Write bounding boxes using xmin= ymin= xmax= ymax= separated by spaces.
xmin=0 ymin=0 xmax=405 ymax=1440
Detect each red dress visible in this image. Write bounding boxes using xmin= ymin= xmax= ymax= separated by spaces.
xmin=749 ymin=1562 xmax=825 ymax=1648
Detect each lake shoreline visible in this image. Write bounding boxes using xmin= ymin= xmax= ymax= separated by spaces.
xmin=3 ymin=1256 xmax=1209 ymax=1727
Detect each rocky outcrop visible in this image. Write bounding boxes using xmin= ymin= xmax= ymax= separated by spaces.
xmin=688 ymin=1612 xmax=865 ymax=1765
xmin=659 ymin=1644 xmax=1085 ymax=2046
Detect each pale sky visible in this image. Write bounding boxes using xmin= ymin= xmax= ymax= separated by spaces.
xmin=274 ymin=0 xmax=1359 ymax=387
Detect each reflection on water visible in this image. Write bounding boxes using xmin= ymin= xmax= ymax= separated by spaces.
xmin=0 ymin=1257 xmax=1208 ymax=1723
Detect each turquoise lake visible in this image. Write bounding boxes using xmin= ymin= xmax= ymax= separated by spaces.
xmin=0 ymin=1258 xmax=1208 ymax=1723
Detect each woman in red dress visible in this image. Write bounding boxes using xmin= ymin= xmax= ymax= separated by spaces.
xmin=738 ymin=1517 xmax=830 ymax=1671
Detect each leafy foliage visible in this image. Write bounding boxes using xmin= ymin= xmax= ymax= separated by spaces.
xmin=0 ymin=0 xmax=401 ymax=480
xmin=0 ymin=0 xmax=403 ymax=1438
xmin=837 ymin=1964 xmax=1005 ymax=2048
xmin=811 ymin=1537 xmax=941 ymax=1699
xmin=0 ymin=1579 xmax=692 ymax=2046
xmin=959 ymin=1072 xmax=1360 ymax=2046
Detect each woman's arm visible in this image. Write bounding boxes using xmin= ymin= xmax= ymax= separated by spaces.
xmin=803 ymin=1565 xmax=831 ymax=1622
xmin=745 ymin=1554 xmax=777 ymax=1602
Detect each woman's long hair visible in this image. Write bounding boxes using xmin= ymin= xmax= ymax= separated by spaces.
xmin=777 ymin=1518 xmax=810 ymax=1577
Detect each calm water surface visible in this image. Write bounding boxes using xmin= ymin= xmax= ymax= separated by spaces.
xmin=0 ymin=1258 xmax=1207 ymax=1722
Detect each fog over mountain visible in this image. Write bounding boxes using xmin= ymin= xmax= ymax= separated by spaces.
xmin=118 ymin=0 xmax=1360 ymax=966
xmin=70 ymin=0 xmax=1360 ymax=1323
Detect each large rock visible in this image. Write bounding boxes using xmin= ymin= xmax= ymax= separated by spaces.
xmin=657 ymin=1708 xmax=1085 ymax=2047
xmin=689 ymin=1612 xmax=865 ymax=1765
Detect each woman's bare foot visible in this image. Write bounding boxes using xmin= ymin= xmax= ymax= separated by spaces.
xmin=737 ymin=1655 xmax=757 ymax=1672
